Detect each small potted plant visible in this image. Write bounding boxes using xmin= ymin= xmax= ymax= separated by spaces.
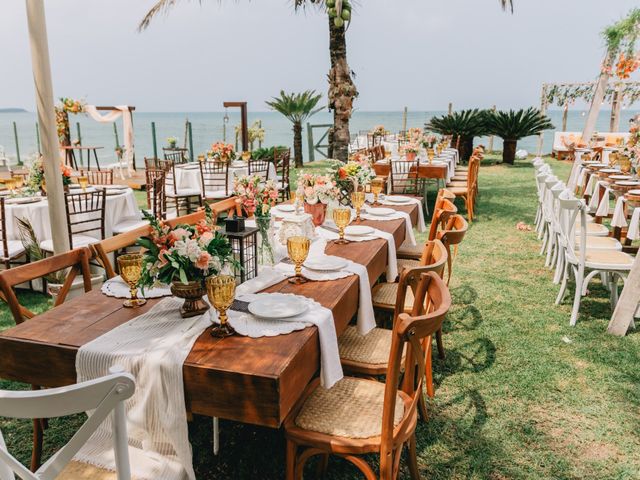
xmin=167 ymin=136 xmax=178 ymax=149
xmin=401 ymin=143 xmax=420 ymax=162
xmin=208 ymin=142 xmax=236 ymax=162
xmin=330 ymin=158 xmax=376 ymax=206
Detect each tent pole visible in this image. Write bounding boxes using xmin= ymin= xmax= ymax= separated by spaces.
xmin=25 ymin=0 xmax=69 ymax=254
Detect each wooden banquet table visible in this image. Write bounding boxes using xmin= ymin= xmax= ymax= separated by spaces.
xmin=0 ymin=202 xmax=419 ymax=429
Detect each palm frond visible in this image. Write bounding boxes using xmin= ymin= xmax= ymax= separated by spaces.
xmin=16 ymin=217 xmax=66 ymax=284
xmin=426 ymin=109 xmax=490 ymax=138
xmin=500 ymin=0 xmax=514 ymax=13
xmin=485 ymin=108 xmax=554 ymax=140
xmin=138 ymin=0 xmax=201 ymax=31
xmin=265 ymin=90 xmax=324 ymax=124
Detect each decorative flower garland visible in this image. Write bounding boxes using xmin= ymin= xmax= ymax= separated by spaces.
xmin=55 ymin=98 xmax=86 ymax=145
xmin=601 ymin=8 xmax=640 ymax=79
xmin=544 ymin=82 xmax=640 ymax=107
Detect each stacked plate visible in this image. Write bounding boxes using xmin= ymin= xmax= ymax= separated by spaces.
xmin=304 ymin=256 xmax=348 ymax=272
xmin=5 ymin=197 xmax=41 ymax=205
xmin=385 ymin=195 xmax=412 ymax=204
xmin=248 ymin=294 xmax=309 ymax=319
xmin=366 ymin=207 xmax=395 ymax=217
xmin=345 ymin=225 xmax=374 ymax=236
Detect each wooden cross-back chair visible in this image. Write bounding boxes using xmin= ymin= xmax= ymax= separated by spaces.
xmin=248 ymin=157 xmax=272 ymax=182
xmin=0 ymin=247 xmax=95 ymax=471
xmin=200 ymin=159 xmax=230 ymax=202
xmin=79 ymin=169 xmax=113 ymax=185
xmin=0 ymin=197 xmax=28 ymax=271
xmin=286 ymin=272 xmax=451 ymax=480
xmin=145 ymin=157 xmax=202 ymax=216
xmin=390 ymin=160 xmax=419 ymax=195
xmin=436 ymin=213 xmax=469 ymax=285
xmin=447 ymin=155 xmax=479 ymax=221
xmin=274 ymin=147 xmax=291 ymax=201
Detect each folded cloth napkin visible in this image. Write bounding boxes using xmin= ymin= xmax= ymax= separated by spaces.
xmin=361 ymin=209 xmax=416 ymax=246
xmin=612 ymin=196 xmax=628 ymax=228
xmin=236 ymin=266 xmax=288 ymax=296
xmin=365 ymin=193 xmax=426 ymax=232
xmin=588 ymin=181 xmax=605 ymax=212
xmin=584 ymin=174 xmax=598 ymax=197
xmin=627 ymin=207 xmax=640 ymax=241
xmin=596 ymin=187 xmax=612 ymax=217
xmin=572 ymin=166 xmax=587 ymax=192
xmin=317 ymin=226 xmax=399 ymax=282
xmin=217 ymin=292 xmax=343 ymax=389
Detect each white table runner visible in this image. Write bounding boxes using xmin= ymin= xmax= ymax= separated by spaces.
xmin=361 ymin=209 xmax=417 ymax=247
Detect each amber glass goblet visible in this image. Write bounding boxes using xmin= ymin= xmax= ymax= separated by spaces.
xmin=207 ymin=275 xmax=236 ymax=338
xmin=332 ymin=207 xmax=352 ymax=245
xmin=78 ymin=176 xmax=88 ymax=192
xmin=371 ymin=178 xmax=384 ymax=205
xmin=287 ymin=236 xmax=310 ymax=284
xmin=117 ymin=254 xmax=146 ymax=308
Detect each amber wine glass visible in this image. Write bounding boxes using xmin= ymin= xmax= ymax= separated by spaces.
xmin=427 ymin=149 xmax=435 ymax=164
xmin=332 ymin=207 xmax=352 ymax=245
xmin=351 ymin=191 xmax=365 ymax=222
xmin=207 ymin=275 xmax=236 ymax=338
xmin=287 ymin=236 xmax=310 ymax=284
xmin=117 ymin=254 xmax=146 ymax=308
xmin=78 ymin=175 xmax=88 ymax=192
xmin=371 ymin=178 xmax=384 ymax=205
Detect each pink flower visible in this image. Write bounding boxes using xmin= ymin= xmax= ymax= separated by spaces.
xmin=304 ymin=186 xmax=314 ymax=197
xmin=200 ymin=231 xmax=214 ymax=245
xmin=158 ymin=249 xmax=169 ymax=265
xmin=170 ymin=228 xmax=190 ymax=242
xmin=195 ymin=251 xmax=211 ymax=270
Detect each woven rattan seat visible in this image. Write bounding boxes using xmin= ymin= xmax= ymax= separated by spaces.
xmin=451 ymin=174 xmax=467 ymax=182
xmin=397 ymin=258 xmax=419 ymax=271
xmin=58 ymin=461 xmax=123 ymax=479
xmin=397 ymin=242 xmax=423 ymax=260
xmin=445 ymin=181 xmax=467 ymax=188
xmin=372 ymin=282 xmax=415 ymax=310
xmin=338 ymin=325 xmax=407 ymax=367
xmin=294 ymin=377 xmax=404 ymax=439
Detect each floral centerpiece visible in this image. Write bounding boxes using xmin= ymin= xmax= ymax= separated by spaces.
xmin=136 ymin=207 xmax=236 ymax=317
xmin=370 ymin=125 xmax=386 ymax=137
xmin=407 ymin=127 xmax=424 ymax=144
xmin=296 ymin=173 xmax=339 ymax=226
xmin=208 ymin=142 xmax=236 ymax=162
xmin=27 ymin=156 xmax=73 ymax=194
xmin=330 ymin=157 xmax=376 ymax=206
xmin=167 ymin=136 xmax=178 ymax=148
xmin=400 ymin=143 xmax=420 ymax=161
xmin=421 ymin=134 xmax=437 ymax=149
xmin=233 ymin=175 xmax=279 ymax=264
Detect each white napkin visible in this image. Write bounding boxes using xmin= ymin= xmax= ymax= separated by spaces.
xmin=627 ymin=208 xmax=640 ymax=241
xmin=236 ymin=266 xmax=287 ymax=296
xmin=595 ymin=187 xmax=612 ymax=217
xmin=361 ymin=209 xmax=416 ymax=246
xmin=317 ymin=226 xmax=399 ymax=282
xmin=365 ymin=193 xmax=426 ymax=232
xmin=588 ymin=181 xmax=605 ymax=212
xmin=612 ymin=196 xmax=628 ymax=228
xmin=574 ymin=167 xmax=587 ymax=192
xmin=584 ymin=174 xmax=598 ymax=196
xmin=102 ymin=276 xmax=172 ymax=299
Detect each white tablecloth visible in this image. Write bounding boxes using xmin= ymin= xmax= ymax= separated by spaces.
xmin=174 ymin=163 xmax=278 ymax=193
xmin=5 ymin=189 xmax=140 ymax=241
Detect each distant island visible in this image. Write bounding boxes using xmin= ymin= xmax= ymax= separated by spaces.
xmin=0 ymin=108 xmax=27 ymax=113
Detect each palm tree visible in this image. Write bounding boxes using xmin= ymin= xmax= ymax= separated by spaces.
xmin=426 ymin=109 xmax=489 ymax=162
xmin=485 ymin=108 xmax=554 ymax=164
xmin=266 ymin=90 xmax=324 ymax=168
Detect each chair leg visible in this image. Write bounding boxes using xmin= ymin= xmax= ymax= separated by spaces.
xmin=286 ymin=439 xmax=296 ymax=480
xmin=610 ymin=274 xmax=619 ymax=309
xmin=435 ymin=328 xmax=445 ymax=359
xmin=212 ymin=417 xmax=219 ymax=455
xmin=407 ymin=434 xmax=420 ymax=480
xmin=553 ymin=247 xmax=564 ymax=285
xmin=556 ymin=261 xmax=570 ymax=305
xmin=570 ymin=267 xmax=584 ymax=326
xmin=30 ymin=418 xmax=43 ymax=471
xmin=315 ymin=453 xmax=329 ymax=479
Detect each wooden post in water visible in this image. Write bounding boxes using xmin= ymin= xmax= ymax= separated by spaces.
xmin=35 ymin=122 xmax=41 ymax=153
xmin=113 ymin=122 xmax=120 ymax=148
xmin=402 ymin=107 xmax=407 ymax=133
xmin=258 ymin=120 xmax=262 ymax=149
xmin=562 ymin=102 xmax=569 ymax=132
xmin=26 ymin=0 xmax=70 ymax=254
xmin=610 ymin=84 xmax=622 ymax=132
xmin=448 ymin=102 xmax=453 ymax=115
xmin=151 ymin=121 xmax=158 ymax=159
xmin=188 ymin=121 xmax=194 ymax=163
xmin=76 ymin=122 xmax=83 ymax=166
xmin=487 ymin=105 xmax=496 ymax=152
xmin=307 ymin=122 xmax=315 ymax=163
xmin=12 ymin=122 xmax=22 ymax=166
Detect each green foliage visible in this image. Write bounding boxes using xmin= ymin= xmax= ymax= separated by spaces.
xmin=16 ymin=217 xmax=65 ymax=283
xmin=602 ymin=8 xmax=640 ymax=56
xmin=265 ymin=90 xmax=324 ymax=126
xmin=426 ymin=109 xmax=490 ymax=138
xmin=485 ymin=108 xmax=554 ymax=141
xmin=251 ymin=146 xmax=289 ymax=160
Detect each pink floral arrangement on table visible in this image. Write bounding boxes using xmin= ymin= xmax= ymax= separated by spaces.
xmin=296 ymin=173 xmax=339 ymax=205
xmin=233 ymin=174 xmax=278 ymax=217
xmin=407 ymin=127 xmax=424 ymax=144
xmin=400 ymin=143 xmax=420 ymax=155
xmin=421 ymin=134 xmax=437 ymax=148
xmin=370 ymin=125 xmax=386 ymax=137
xmin=330 ymin=157 xmax=376 ymax=189
xmin=208 ymin=142 xmax=236 ymax=161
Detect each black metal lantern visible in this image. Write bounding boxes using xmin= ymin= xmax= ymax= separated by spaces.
xmin=222 ymin=223 xmax=258 ymax=284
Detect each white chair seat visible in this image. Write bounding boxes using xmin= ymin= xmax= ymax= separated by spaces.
xmin=0 ymin=240 xmax=26 ymax=260
xmin=575 ymin=222 xmax=609 ymax=237
xmin=204 ymin=190 xmax=229 ymax=200
xmin=167 ymin=188 xmax=201 ymax=198
xmin=570 ymin=249 xmax=635 ymax=270
xmin=113 ymin=218 xmax=149 ymax=234
xmin=575 ymin=236 xmax=621 ymax=251
xmin=40 ymin=234 xmax=98 ymax=252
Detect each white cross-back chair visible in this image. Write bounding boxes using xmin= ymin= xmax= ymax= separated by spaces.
xmin=0 ymin=370 xmax=135 ymax=480
xmin=554 ymin=196 xmax=634 ymax=326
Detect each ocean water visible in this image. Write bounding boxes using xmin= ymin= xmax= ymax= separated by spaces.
xmin=0 ymin=109 xmax=637 ymax=167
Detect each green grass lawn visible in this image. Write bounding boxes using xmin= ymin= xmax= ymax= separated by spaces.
xmin=2 ymin=155 xmax=640 ymax=479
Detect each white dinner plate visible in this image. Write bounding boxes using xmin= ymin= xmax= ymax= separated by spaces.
xmin=609 ymin=175 xmax=632 ymax=180
xmin=345 ymin=225 xmax=374 ymax=236
xmin=304 ymin=256 xmax=348 ymax=272
xmin=5 ymin=197 xmax=41 ymax=205
xmin=628 ymin=189 xmax=640 ymax=195
xmin=367 ymin=207 xmax=395 ymax=216
xmin=617 ymin=181 xmax=640 ymax=186
xmin=105 ymin=189 xmax=125 ymax=196
xmin=277 ymin=204 xmax=296 ymax=212
xmin=95 ymin=184 xmax=128 ymax=190
xmin=248 ymin=294 xmax=309 ymax=319
xmin=600 ymin=168 xmax=621 ymax=173
xmin=385 ymin=195 xmax=412 ymax=204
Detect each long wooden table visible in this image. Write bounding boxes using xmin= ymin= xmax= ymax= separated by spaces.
xmin=0 ymin=203 xmax=419 ymax=428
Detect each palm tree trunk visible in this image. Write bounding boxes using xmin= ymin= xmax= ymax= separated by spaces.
xmin=293 ymin=121 xmax=303 ymax=168
xmin=503 ymin=139 xmax=517 ymax=164
xmin=328 ymin=16 xmax=357 ymax=162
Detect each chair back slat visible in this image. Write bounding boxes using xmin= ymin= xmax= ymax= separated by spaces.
xmin=80 ymin=169 xmax=113 ymax=185
xmin=390 ymin=160 xmax=418 ymax=195
xmin=248 ymin=158 xmax=271 ymax=181
xmin=163 ymin=148 xmax=188 ymax=164
xmin=65 ymin=191 xmax=106 ymax=246
xmin=146 ymin=157 xmax=177 ymax=195
xmin=200 ymin=160 xmax=229 ymax=197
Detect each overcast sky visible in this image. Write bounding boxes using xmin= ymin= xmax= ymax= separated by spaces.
xmin=1 ymin=0 xmax=638 ymax=112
